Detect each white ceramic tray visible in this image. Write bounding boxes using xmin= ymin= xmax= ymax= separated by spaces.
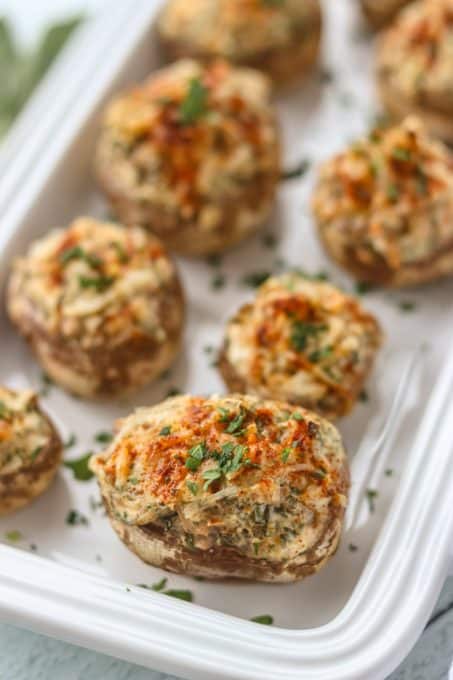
xmin=1 ymin=1 xmax=453 ymax=678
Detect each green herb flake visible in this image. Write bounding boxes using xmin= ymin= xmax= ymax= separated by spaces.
xmin=164 ymin=589 xmax=193 ymax=602
xmin=179 ymin=77 xmax=208 ymax=125
xmin=225 ymin=407 xmax=247 ymax=435
xmin=291 ymin=411 xmax=304 ymax=421
xmin=151 ymin=577 xmax=168 ymax=592
xmin=290 ymin=320 xmax=327 ymax=352
xmin=366 ymin=488 xmax=378 ymax=514
xmin=186 ymin=480 xmax=199 ymax=496
xmin=95 ymin=431 xmax=113 ymax=444
xmin=64 ymin=433 xmax=77 ymax=449
xmin=261 ymin=233 xmax=277 ymax=249
xmin=111 ymin=241 xmax=129 ymax=263
xmin=5 ymin=530 xmax=22 ymax=543
xmin=250 ymin=614 xmax=274 ymax=625
xmin=309 ymin=346 xmax=333 ymax=363
xmin=355 ymin=281 xmax=374 ymax=295
xmin=65 ymin=509 xmax=89 ymax=526
xmin=392 ymin=147 xmax=411 ymax=162
xmin=385 ymin=468 xmax=394 ymax=477
xmin=185 ymin=442 xmax=207 ymax=471
xmin=64 ymin=453 xmax=94 ymax=481
xmin=30 ymin=445 xmax=43 ymax=461
xmin=0 ymin=400 xmax=8 ymax=419
xmin=281 ymin=447 xmax=292 ymax=463
xmin=40 ymin=372 xmax=53 ymax=396
xmin=211 ymin=273 xmax=226 ymax=290
xmin=79 ymin=275 xmax=114 ymax=292
xmin=60 ymin=245 xmax=102 ymax=268
xmin=348 ymin=543 xmax=358 ymax=552
xmin=359 ymin=390 xmax=369 ymax=403
xmin=202 ymin=467 xmax=223 ymax=490
xmin=159 ymin=425 xmax=172 ymax=436
xmin=281 ymin=158 xmax=310 ymax=181
xmin=166 ymin=387 xmax=181 ymax=398
xmin=398 ymin=300 xmax=416 ymax=313
xmin=386 ymin=183 xmax=400 ymax=203
xmin=241 ymin=271 xmax=271 ymax=288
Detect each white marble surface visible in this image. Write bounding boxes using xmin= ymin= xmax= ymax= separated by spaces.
xmin=0 ymin=1 xmax=452 ymax=678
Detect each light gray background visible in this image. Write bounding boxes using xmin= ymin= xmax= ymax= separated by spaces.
xmin=0 ymin=1 xmax=451 ymax=678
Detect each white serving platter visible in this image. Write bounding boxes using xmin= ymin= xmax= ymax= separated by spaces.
xmin=1 ymin=1 xmax=453 ymax=678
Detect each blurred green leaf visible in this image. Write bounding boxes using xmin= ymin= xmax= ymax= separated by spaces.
xmin=0 ymin=15 xmax=83 ymax=139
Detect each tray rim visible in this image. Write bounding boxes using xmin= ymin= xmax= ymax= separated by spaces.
xmin=1 ymin=2 xmax=453 ymax=678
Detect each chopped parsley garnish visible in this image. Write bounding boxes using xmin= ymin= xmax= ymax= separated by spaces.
xmin=250 ymin=615 xmax=273 ymax=625
xmin=79 ymin=274 xmax=114 ymax=292
xmin=166 ymin=387 xmax=181 ymax=398
xmin=159 ymin=425 xmax=171 ymax=436
xmin=64 ymin=433 xmax=77 ymax=449
xmin=261 ymin=233 xmax=277 ymax=249
xmin=65 ymin=509 xmax=89 ymax=526
xmin=185 ymin=442 xmax=207 ymax=471
xmin=217 ymin=406 xmax=231 ymax=422
xmin=392 ymin=147 xmax=411 ymax=162
xmin=30 ymin=445 xmax=43 ymax=461
xmin=179 ymin=77 xmax=208 ymax=125
xmin=225 ymin=407 xmax=247 ymax=435
xmin=4 ymin=530 xmax=22 ymax=543
xmin=40 ymin=372 xmax=53 ymax=396
xmin=309 ymin=346 xmax=333 ymax=363
xmin=64 ymin=453 xmax=94 ymax=481
xmin=366 ymin=489 xmax=378 ymax=514
xmin=211 ymin=272 xmax=226 ymax=290
xmin=241 ymin=271 xmax=271 ymax=288
xmin=186 ymin=480 xmax=199 ymax=496
xmin=385 ymin=468 xmax=394 ymax=477
xmin=359 ymin=390 xmax=369 ymax=403
xmin=139 ymin=579 xmax=192 ymax=601
xmin=110 ymin=241 xmax=129 ymax=263
xmin=60 ymin=245 xmax=102 ymax=268
xmin=398 ymin=300 xmax=416 ymax=313
xmin=281 ymin=448 xmax=292 ymax=463
xmin=291 ymin=411 xmax=304 ymax=421
xmin=290 ymin=320 xmax=327 ymax=352
xmin=281 ymin=158 xmax=310 ymax=181
xmin=386 ymin=183 xmax=400 ymax=203
xmin=348 ymin=543 xmax=358 ymax=552
xmin=355 ymin=281 xmax=374 ymax=295
xmin=95 ymin=431 xmax=113 ymax=444
xmin=202 ymin=467 xmax=223 ymax=489
xmin=165 ymin=589 xmax=193 ymax=602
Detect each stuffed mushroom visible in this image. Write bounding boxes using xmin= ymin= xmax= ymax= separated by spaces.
xmin=7 ymin=217 xmax=184 ymax=398
xmin=0 ymin=386 xmax=62 ymax=516
xmin=360 ymin=0 xmax=413 ymax=29
xmin=377 ymin=0 xmax=453 ymax=142
xmin=90 ymin=394 xmax=349 ymax=582
xmin=219 ymin=274 xmax=382 ymax=420
xmin=157 ymin=0 xmax=322 ymax=86
xmin=95 ymin=59 xmax=280 ymax=256
xmin=312 ymin=117 xmax=453 ymax=287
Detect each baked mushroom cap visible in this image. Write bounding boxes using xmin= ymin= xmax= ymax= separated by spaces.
xmin=377 ymin=0 xmax=453 ymax=141
xmin=157 ymin=0 xmax=322 ymax=85
xmin=219 ymin=274 xmax=382 ymax=420
xmin=95 ymin=59 xmax=280 ymax=256
xmin=312 ymin=117 xmax=453 ymax=287
xmin=7 ymin=217 xmax=184 ymax=398
xmin=90 ymin=394 xmax=349 ymax=582
xmin=361 ymin=0 xmax=413 ymax=29
xmin=0 ymin=387 xmax=62 ymax=516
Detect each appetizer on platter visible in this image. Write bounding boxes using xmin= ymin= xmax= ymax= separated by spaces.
xmin=312 ymin=117 xmax=453 ymax=287
xmin=0 ymin=386 xmax=62 ymax=516
xmin=219 ymin=273 xmax=382 ymax=419
xmin=377 ymin=0 xmax=453 ymax=142
xmin=95 ymin=59 xmax=280 ymax=256
xmin=90 ymin=393 xmax=349 ymax=582
xmin=157 ymin=0 xmax=322 ymax=86
xmin=8 ymin=217 xmax=184 ymax=398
